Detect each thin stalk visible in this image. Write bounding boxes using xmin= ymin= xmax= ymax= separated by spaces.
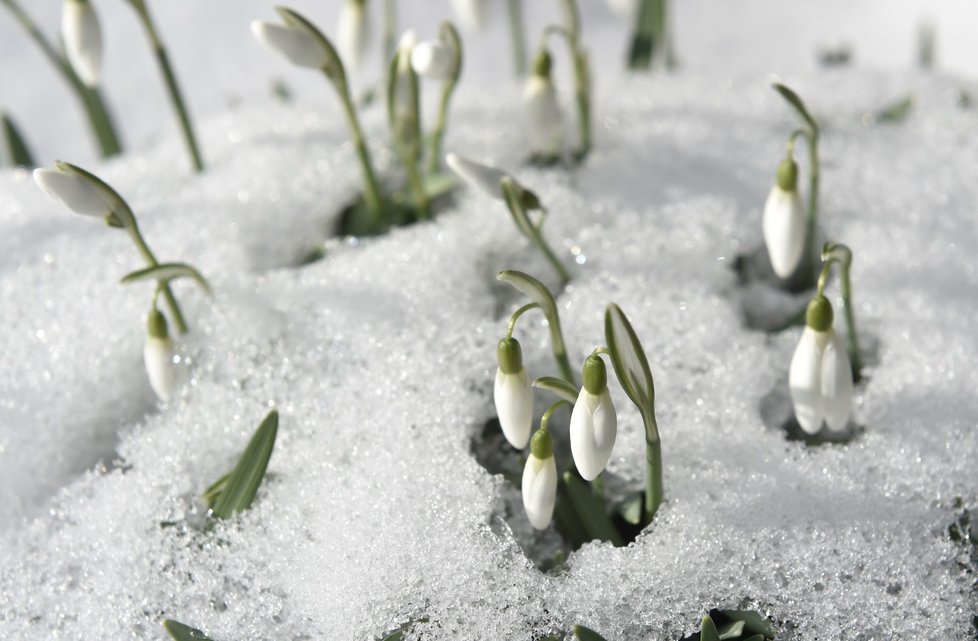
xmin=127 ymin=224 xmax=188 ymax=334
xmin=573 ymin=50 xmax=591 ymax=158
xmin=628 ymin=0 xmax=654 ymax=70
xmin=531 ymin=214 xmax=572 ymax=286
xmin=382 ymin=0 xmax=397 ymax=66
xmin=1 ymin=0 xmax=122 ymax=157
xmin=591 ymin=472 xmax=604 ymax=500
xmin=506 ymin=302 xmax=540 ymax=339
xmin=505 ymin=0 xmax=527 ymax=76
xmin=802 ymin=131 xmax=820 ymax=288
xmin=404 ymin=152 xmax=430 ymax=219
xmin=839 ymin=259 xmax=862 ymax=380
xmin=426 ymin=84 xmax=453 ymax=175
xmin=128 ymin=0 xmax=204 ymax=172
xmin=337 ymin=82 xmax=385 ymax=226
xmin=644 ymin=427 xmax=663 ymax=521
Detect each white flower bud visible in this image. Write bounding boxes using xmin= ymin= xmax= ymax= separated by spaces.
xmin=569 ymin=388 xmax=617 ymax=481
xmin=524 ymin=64 xmax=563 ymax=157
xmin=445 ymin=153 xmax=508 ymax=199
xmin=411 ymin=40 xmax=455 ymax=80
xmin=144 ymin=335 xmax=184 ymax=403
xmin=522 ymin=447 xmax=557 ymax=530
xmin=763 ymin=185 xmax=806 ymax=279
xmin=337 ymin=0 xmax=369 ymax=71
xmin=789 ymin=326 xmax=853 ymax=434
xmin=251 ymin=20 xmax=330 ymax=69
xmin=450 ymin=0 xmax=490 ymax=31
xmin=494 ymin=368 xmax=533 ymax=449
xmin=34 ymin=166 xmax=112 ymax=218
xmin=62 ymin=0 xmax=102 ymax=88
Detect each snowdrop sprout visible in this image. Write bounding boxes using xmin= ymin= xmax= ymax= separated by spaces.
xmin=253 ymin=6 xmax=384 ymax=226
xmin=570 ymin=353 xmax=618 ymax=481
xmin=33 ymin=161 xmax=191 ymax=334
xmin=762 ymin=151 xmax=805 ymax=279
xmin=124 ymin=0 xmax=204 ymax=172
xmin=143 ymin=306 xmax=184 ymax=403
xmin=61 ymin=0 xmax=102 ymax=88
xmin=788 ymin=294 xmax=854 ymax=434
xmin=522 ymin=408 xmax=560 ymax=530
xmin=337 ymin=0 xmax=369 ymax=72
xmin=524 ymin=47 xmax=564 ymax=161
xmin=413 ymin=22 xmax=462 ymax=175
xmin=495 ymin=336 xmax=534 ymax=449
xmin=387 ymin=30 xmax=430 ymax=219
xmin=1 ymin=0 xmax=122 ymax=157
xmin=546 ymin=0 xmax=592 ymax=159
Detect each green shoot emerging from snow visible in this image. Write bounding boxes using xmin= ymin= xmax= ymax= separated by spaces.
xmin=206 ymin=409 xmax=279 ymax=519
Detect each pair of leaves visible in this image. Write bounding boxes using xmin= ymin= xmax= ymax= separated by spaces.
xmin=206 ymin=409 xmax=279 ymax=520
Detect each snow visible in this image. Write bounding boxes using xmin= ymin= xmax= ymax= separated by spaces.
xmin=2 ymin=1 xmax=978 ymax=640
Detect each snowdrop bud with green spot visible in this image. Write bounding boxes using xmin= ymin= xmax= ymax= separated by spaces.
xmin=62 ymin=0 xmax=102 ymax=87
xmin=522 ymin=427 xmax=557 ymax=529
xmin=494 ymin=337 xmax=533 ymax=449
xmin=789 ymin=295 xmax=854 ymax=433
xmin=524 ymin=48 xmax=563 ymax=157
xmin=251 ymin=19 xmax=330 ymax=69
xmin=570 ymin=354 xmax=617 ymax=480
xmin=144 ymin=308 xmax=184 ymax=403
xmin=763 ymin=154 xmax=806 ymax=279
xmin=337 ymin=0 xmax=369 ymax=71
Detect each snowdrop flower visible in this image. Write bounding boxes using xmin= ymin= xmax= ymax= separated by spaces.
xmin=522 ymin=427 xmax=557 ymax=530
xmin=450 ymin=0 xmax=490 ymax=31
xmin=411 ymin=38 xmax=455 ymax=80
xmin=251 ymin=17 xmax=332 ymax=70
xmin=62 ymin=0 xmax=102 ymax=88
xmin=337 ymin=0 xmax=369 ymax=71
xmin=33 ymin=161 xmax=131 ymax=227
xmin=570 ymin=354 xmax=618 ymax=480
xmin=763 ymin=154 xmax=806 ymax=279
xmin=789 ymin=295 xmax=854 ymax=434
xmin=144 ymin=308 xmax=184 ymax=403
xmin=494 ymin=337 xmax=533 ymax=449
xmin=445 ymin=153 xmax=507 ymax=198
xmin=524 ymin=49 xmax=563 ymax=158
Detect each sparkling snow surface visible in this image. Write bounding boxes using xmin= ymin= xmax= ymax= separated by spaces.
xmin=2 ymin=5 xmax=978 ymax=641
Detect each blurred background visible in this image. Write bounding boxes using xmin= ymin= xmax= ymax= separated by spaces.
xmin=1 ymin=0 xmax=975 ymax=165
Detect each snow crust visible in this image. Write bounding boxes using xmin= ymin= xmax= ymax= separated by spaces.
xmin=1 ymin=30 xmax=978 ymax=641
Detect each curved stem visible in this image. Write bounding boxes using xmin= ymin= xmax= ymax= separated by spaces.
xmin=838 ymin=257 xmax=862 ymax=380
xmin=336 ymin=79 xmax=385 ymax=226
xmin=129 ymin=0 xmax=203 ymax=172
xmin=127 ymin=223 xmax=188 ymax=334
xmin=540 ymin=399 xmax=569 ymax=431
xmin=506 ymin=303 xmax=540 ymax=339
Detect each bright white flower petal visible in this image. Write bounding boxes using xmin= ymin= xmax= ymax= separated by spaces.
xmin=337 ymin=0 xmax=369 ymax=71
xmin=251 ymin=20 xmax=329 ymax=69
xmin=762 ymin=185 xmax=806 ymax=279
xmin=570 ymin=389 xmax=618 ymax=481
xmin=522 ymin=453 xmax=557 ymax=530
xmin=411 ymin=40 xmax=454 ymax=80
xmin=820 ymin=331 xmax=854 ymax=431
xmin=450 ymin=0 xmax=490 ymax=31
xmin=524 ymin=76 xmax=563 ymax=156
xmin=33 ymin=167 xmax=111 ymax=217
xmin=445 ymin=153 xmax=507 ymax=199
xmin=494 ymin=368 xmax=533 ymax=449
xmin=144 ymin=335 xmax=184 ymax=403
xmin=62 ymin=0 xmax=102 ymax=88
xmin=789 ymin=327 xmax=829 ymax=434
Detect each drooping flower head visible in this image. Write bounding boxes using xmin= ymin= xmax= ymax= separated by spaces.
xmin=763 ymin=153 xmax=806 ymax=279
xmin=524 ymin=48 xmax=563 ymax=158
xmin=144 ymin=307 xmax=185 ymax=403
xmin=494 ymin=337 xmax=533 ymax=449
xmin=522 ymin=427 xmax=557 ymax=530
xmin=570 ymin=354 xmax=617 ymax=480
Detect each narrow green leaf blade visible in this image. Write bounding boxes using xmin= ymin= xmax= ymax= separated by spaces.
xmin=532 ymin=376 xmax=578 ymax=404
xmin=604 ymin=303 xmax=655 ymax=414
xmin=2 ymin=113 xmax=35 ymax=168
xmin=211 ymin=410 xmax=279 ymax=520
xmin=700 ymin=615 xmax=721 ymax=641
xmin=562 ymin=472 xmax=623 ymax=546
xmin=163 ymin=619 xmax=214 ymax=641
xmin=573 ymin=624 xmax=609 ymax=641
xmin=772 ymin=82 xmax=817 ymax=132
xmin=501 ymin=177 xmax=537 ymax=239
xmin=121 ymin=262 xmax=212 ymax=295
xmin=201 ymin=472 xmax=230 ymax=508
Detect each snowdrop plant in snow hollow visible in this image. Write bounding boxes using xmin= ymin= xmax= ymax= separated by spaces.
xmin=494 ymin=271 xmax=664 ymax=546
xmin=523 ymin=47 xmax=565 ymax=163
xmin=540 ymin=0 xmax=593 ymax=160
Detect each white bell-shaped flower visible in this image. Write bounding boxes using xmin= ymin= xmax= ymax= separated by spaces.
xmin=251 ymin=20 xmax=330 ymax=69
xmin=789 ymin=296 xmax=854 ymax=434
xmin=450 ymin=0 xmax=490 ymax=31
xmin=524 ymin=49 xmax=563 ymax=158
xmin=763 ymin=155 xmax=806 ymax=279
xmin=494 ymin=337 xmax=533 ymax=449
xmin=411 ymin=39 xmax=455 ymax=80
xmin=337 ymin=0 xmax=369 ymax=71
xmin=445 ymin=153 xmax=508 ymax=198
xmin=522 ymin=428 xmax=557 ymax=530
xmin=570 ymin=355 xmax=617 ymax=481
xmin=144 ymin=308 xmax=185 ymax=403
xmin=34 ymin=166 xmax=110 ymax=218
xmin=62 ymin=0 xmax=102 ymax=88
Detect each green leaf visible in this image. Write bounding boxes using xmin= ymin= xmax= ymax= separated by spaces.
xmin=772 ymin=82 xmax=818 ymax=133
xmin=718 ymin=610 xmax=776 ymax=639
xmin=121 ymin=262 xmax=212 ymax=295
xmin=2 ymin=112 xmax=35 ymax=168
xmin=716 ymin=620 xmax=745 ymax=640
xmin=532 ymin=376 xmax=578 ymax=404
xmin=211 ymin=410 xmax=279 ymax=520
xmin=163 ymin=619 xmax=214 ymax=641
xmin=604 ymin=304 xmax=656 ymax=434
xmin=562 ymin=472 xmax=623 ymax=546
xmin=201 ymin=472 xmax=229 ymax=508
xmin=699 ymin=615 xmax=721 ymax=641
xmin=573 ymin=625 xmax=608 ymax=641
xmin=501 ymin=178 xmax=538 ymax=239
xmin=615 ymin=491 xmax=644 ymax=526
xmin=422 ymin=171 xmax=457 ymax=200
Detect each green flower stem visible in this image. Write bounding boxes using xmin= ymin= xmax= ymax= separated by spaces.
xmin=382 ymin=0 xmax=397 ymax=65
xmin=126 ymin=223 xmax=188 ymax=334
xmin=404 ymin=153 xmax=431 ymax=219
xmin=545 ymin=18 xmax=591 ymax=160
xmin=591 ymin=472 xmax=604 ymax=500
xmin=336 ymin=78 xmax=385 ymax=226
xmin=535 ymin=208 xmax=572 ymax=286
xmin=506 ymin=302 xmax=540 ymax=339
xmin=817 ymin=244 xmax=863 ymax=380
xmin=128 ymin=0 xmax=203 ymax=172
xmin=425 ymin=24 xmax=462 ymax=176
xmin=1 ymin=0 xmax=122 ymax=157
xmin=628 ymin=0 xmax=666 ymax=71
xmin=802 ymin=131 xmax=820 ymax=287
xmin=505 ymin=0 xmax=527 ymax=76
xmin=644 ymin=419 xmax=663 ymax=522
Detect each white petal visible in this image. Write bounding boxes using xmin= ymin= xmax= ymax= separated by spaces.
xmin=820 ymin=332 xmax=854 ymax=431
xmin=570 ymin=389 xmax=617 ymax=481
xmin=251 ymin=20 xmax=328 ymax=69
xmin=606 ymin=0 xmax=640 ymax=18
xmin=411 ymin=40 xmax=454 ymax=80
xmin=144 ymin=336 xmax=184 ymax=403
xmin=450 ymin=0 xmax=490 ymax=31
xmin=522 ymin=454 xmax=557 ymax=530
xmin=494 ymin=368 xmax=532 ymax=449
xmin=762 ymin=186 xmax=806 ymax=279
xmin=789 ymin=327 xmax=828 ymax=434
xmin=62 ymin=0 xmax=102 ymax=87
xmin=524 ymin=76 xmax=563 ymax=156
xmin=33 ymin=167 xmax=111 ymax=217
xmin=445 ymin=153 xmax=508 ymax=199
xmin=337 ymin=0 xmax=369 ymax=71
